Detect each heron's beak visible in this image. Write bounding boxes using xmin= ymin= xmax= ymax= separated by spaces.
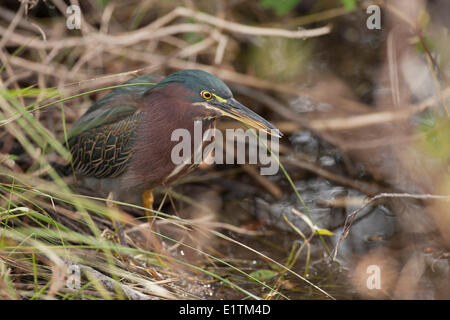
xmin=215 ymin=98 xmax=282 ymax=138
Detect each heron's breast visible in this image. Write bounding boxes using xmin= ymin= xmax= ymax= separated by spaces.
xmin=164 ymin=120 xmax=216 ymax=184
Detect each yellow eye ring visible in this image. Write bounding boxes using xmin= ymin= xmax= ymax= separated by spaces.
xmin=201 ymin=90 xmax=213 ymax=100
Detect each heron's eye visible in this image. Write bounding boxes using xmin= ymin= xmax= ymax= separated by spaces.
xmin=201 ymin=90 xmax=213 ymax=100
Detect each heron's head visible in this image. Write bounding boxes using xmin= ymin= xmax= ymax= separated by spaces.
xmin=155 ymin=69 xmax=282 ymax=137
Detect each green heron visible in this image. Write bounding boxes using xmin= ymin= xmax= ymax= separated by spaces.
xmin=66 ymin=69 xmax=281 ymax=215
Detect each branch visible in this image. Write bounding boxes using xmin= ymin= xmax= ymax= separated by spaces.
xmin=331 ymin=193 xmax=450 ymax=261
xmin=78 ymin=264 xmax=156 ymax=300
xmin=174 ymin=7 xmax=331 ymax=39
xmin=310 ymin=86 xmax=450 ymax=130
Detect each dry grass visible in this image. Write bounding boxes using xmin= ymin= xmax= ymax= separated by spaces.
xmin=1 ymin=0 xmax=449 ymax=300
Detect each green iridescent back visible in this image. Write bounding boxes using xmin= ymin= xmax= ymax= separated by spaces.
xmin=67 ymin=75 xmax=159 ymax=178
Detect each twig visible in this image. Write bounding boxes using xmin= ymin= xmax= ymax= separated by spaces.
xmin=331 ymin=192 xmax=450 ymax=261
xmin=241 ymin=164 xmax=283 ymax=199
xmin=173 ymin=7 xmax=331 ymax=39
xmin=0 ymin=7 xmax=330 ymax=50
xmin=5 ymin=54 xmax=87 ymax=81
xmin=0 ymin=2 xmax=24 ymax=48
xmin=310 ymin=86 xmax=450 ymax=130
xmin=0 ymin=23 xmax=211 ymax=49
xmin=77 ymin=263 xmax=156 ymax=300
xmin=282 ymin=156 xmax=380 ymax=196
xmin=108 ymin=49 xmax=450 ymax=134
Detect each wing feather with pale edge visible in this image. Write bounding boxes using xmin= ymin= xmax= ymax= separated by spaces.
xmin=67 ymin=75 xmax=158 ymax=178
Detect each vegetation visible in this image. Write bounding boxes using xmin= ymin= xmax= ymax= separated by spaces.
xmin=0 ymin=0 xmax=449 ymax=300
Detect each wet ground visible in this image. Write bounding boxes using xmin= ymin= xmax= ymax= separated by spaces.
xmin=151 ymin=129 xmax=401 ymax=299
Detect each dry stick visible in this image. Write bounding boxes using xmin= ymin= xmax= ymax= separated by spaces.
xmin=241 ymin=164 xmax=283 ymax=199
xmin=387 ymin=30 xmax=401 ymax=109
xmin=100 ymin=2 xmax=115 ymax=34
xmin=68 ymin=46 xmax=105 ymax=80
xmin=214 ymin=33 xmax=228 ymax=64
xmin=332 ymin=131 xmax=419 ymax=151
xmin=112 ymin=48 xmax=449 ymax=132
xmin=2 ymin=23 xmax=216 ymax=88
xmin=0 ymin=21 xmax=370 ymax=134
xmin=76 ymin=263 xmax=156 ymax=300
xmin=383 ymin=0 xmax=450 ymax=115
xmin=0 ymin=6 xmax=38 ymax=32
xmin=173 ymin=7 xmax=331 ymax=39
xmin=381 ymin=1 xmax=448 ymax=114
xmin=268 ymin=6 xmax=349 ymax=28
xmin=3 ymin=21 xmax=326 ymax=97
xmin=62 ymin=46 xmax=447 ymax=143
xmin=282 ymin=157 xmax=380 ymax=196
xmin=0 ymin=22 xmax=211 ymax=49
xmin=231 ymin=84 xmax=310 ymax=128
xmin=383 ymin=2 xmax=449 ymax=86
xmin=174 ymin=35 xmax=217 ymax=59
xmin=0 ymin=3 xmax=24 ymax=49
xmin=0 ymin=6 xmax=330 ymax=50
xmin=106 ymin=48 xmax=311 ymax=98
xmin=4 ymin=70 xmax=33 ymax=87
xmin=331 ymin=193 xmax=450 ymax=261
xmin=4 ymin=6 xmax=444 ymax=131
xmin=5 ymin=54 xmax=87 ymax=81
xmin=92 ymin=23 xmax=212 ymax=46
xmin=0 ymin=5 xmax=27 ymax=107
xmin=0 ymin=52 xmax=29 ymax=109
xmin=310 ymin=86 xmax=450 ymax=131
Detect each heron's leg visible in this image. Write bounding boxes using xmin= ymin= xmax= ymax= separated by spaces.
xmin=142 ymin=189 xmax=165 ymax=254
xmin=142 ymin=189 xmax=154 ymax=222
xmin=106 ymin=191 xmax=127 ymax=246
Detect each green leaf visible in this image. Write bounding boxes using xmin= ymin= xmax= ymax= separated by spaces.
xmin=340 ymin=0 xmax=358 ymax=11
xmin=315 ymin=228 xmax=335 ymax=236
xmin=418 ymin=10 xmax=430 ymax=30
xmin=8 ymin=155 xmax=19 ymax=161
xmin=0 ymin=87 xmax=58 ymax=98
xmin=414 ymin=35 xmax=436 ymax=54
xmin=249 ymin=269 xmax=278 ymax=282
xmin=98 ymin=0 xmax=109 ymax=7
xmin=259 ymin=0 xmax=302 ymax=16
xmin=418 ymin=113 xmax=450 ymax=162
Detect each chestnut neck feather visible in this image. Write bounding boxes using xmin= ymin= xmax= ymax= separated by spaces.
xmin=125 ymin=84 xmax=220 ymax=190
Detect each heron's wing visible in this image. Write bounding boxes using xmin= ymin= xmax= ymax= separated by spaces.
xmin=68 ymin=112 xmax=143 ymax=178
xmin=67 ymin=74 xmax=160 ymax=139
xmin=66 ymin=74 xmax=160 ymax=178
